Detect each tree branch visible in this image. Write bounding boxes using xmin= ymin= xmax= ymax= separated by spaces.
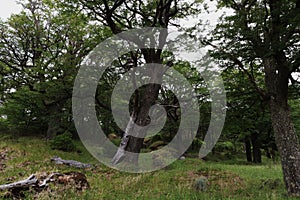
xmin=202 ymin=40 xmax=266 ymax=99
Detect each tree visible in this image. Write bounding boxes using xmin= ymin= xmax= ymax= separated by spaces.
xmin=0 ymin=0 xmax=103 ymax=138
xmin=64 ymin=0 xmax=203 ymax=165
xmin=221 ymin=67 xmax=276 ymax=163
xmin=207 ymin=0 xmax=300 ymax=196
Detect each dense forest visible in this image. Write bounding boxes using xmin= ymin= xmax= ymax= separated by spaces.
xmin=0 ymin=0 xmax=299 ymax=198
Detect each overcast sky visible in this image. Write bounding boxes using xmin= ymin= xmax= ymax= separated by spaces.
xmin=0 ymin=0 xmax=227 ymax=22
xmin=0 ymin=0 xmax=22 ymax=19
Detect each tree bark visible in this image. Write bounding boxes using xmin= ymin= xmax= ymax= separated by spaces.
xmin=264 ymin=57 xmax=300 ymax=196
xmin=245 ymin=137 xmax=252 ymax=162
xmin=45 ymin=102 xmax=62 ymax=139
xmin=269 ymin=100 xmax=300 ymax=195
xmin=112 ymin=50 xmax=163 ymax=165
xmin=251 ymin=133 xmax=262 ymax=163
xmin=111 ymin=85 xmax=162 ymax=165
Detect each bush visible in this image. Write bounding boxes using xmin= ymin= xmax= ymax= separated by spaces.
xmin=214 ymin=141 xmax=235 ymax=152
xmin=50 ymin=131 xmax=76 ymax=152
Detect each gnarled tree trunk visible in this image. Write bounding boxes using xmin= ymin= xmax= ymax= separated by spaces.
xmin=264 ymin=56 xmax=300 ymax=196
xmin=112 ymin=50 xmax=164 ymax=165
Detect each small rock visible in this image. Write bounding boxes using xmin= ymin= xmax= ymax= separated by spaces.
xmin=179 ymin=156 xmax=185 ymax=160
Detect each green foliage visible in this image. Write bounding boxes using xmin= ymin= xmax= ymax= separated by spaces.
xmin=290 ymin=98 xmax=300 ymax=142
xmin=110 ymin=138 xmax=121 ymax=146
xmin=215 ymin=141 xmax=235 ymax=152
xmin=0 ymin=87 xmax=47 ymax=135
xmin=0 ymin=0 xmax=104 ymax=137
xmin=50 ymin=131 xmax=76 ymax=152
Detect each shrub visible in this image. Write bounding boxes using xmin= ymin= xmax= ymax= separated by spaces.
xmin=214 ymin=141 xmax=235 ymax=152
xmin=50 ymin=131 xmax=76 ymax=152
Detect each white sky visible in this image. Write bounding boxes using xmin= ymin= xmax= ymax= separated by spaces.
xmin=0 ymin=0 xmax=226 ymax=22
xmin=0 ymin=0 xmax=22 ymax=20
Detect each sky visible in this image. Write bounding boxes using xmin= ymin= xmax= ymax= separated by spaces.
xmin=0 ymin=0 xmax=226 ymax=22
xmin=0 ymin=0 xmax=22 ymax=19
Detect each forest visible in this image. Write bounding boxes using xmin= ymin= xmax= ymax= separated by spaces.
xmin=0 ymin=0 xmax=299 ymax=199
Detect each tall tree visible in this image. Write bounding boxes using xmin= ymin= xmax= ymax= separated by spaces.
xmin=65 ymin=0 xmax=202 ymax=165
xmin=222 ymin=68 xmax=274 ymax=163
xmin=207 ymin=0 xmax=300 ymax=196
xmin=0 ymin=0 xmax=103 ymax=137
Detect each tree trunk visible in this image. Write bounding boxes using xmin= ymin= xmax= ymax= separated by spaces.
xmin=112 ymin=49 xmax=164 ymax=165
xmin=265 ymin=148 xmax=271 ymax=159
xmin=112 ymin=83 xmax=161 ymax=165
xmin=269 ymin=101 xmax=300 ymax=195
xmin=251 ymin=133 xmax=261 ymax=163
xmin=45 ymin=103 xmax=61 ymax=139
xmin=264 ymin=57 xmax=300 ymax=196
xmin=245 ymin=137 xmax=252 ymax=162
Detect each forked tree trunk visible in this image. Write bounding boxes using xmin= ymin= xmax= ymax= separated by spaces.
xmin=264 ymin=57 xmax=300 ymax=196
xmin=112 ymin=84 xmax=161 ymax=165
xmin=112 ymin=50 xmax=163 ymax=165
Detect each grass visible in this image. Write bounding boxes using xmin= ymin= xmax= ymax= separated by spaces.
xmin=0 ymin=134 xmax=297 ymax=200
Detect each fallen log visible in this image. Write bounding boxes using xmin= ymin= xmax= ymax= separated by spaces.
xmin=51 ymin=156 xmax=92 ymax=168
xmin=0 ymin=174 xmax=38 ymax=191
xmin=39 ymin=172 xmax=62 ymax=188
xmin=0 ymin=172 xmax=89 ymax=198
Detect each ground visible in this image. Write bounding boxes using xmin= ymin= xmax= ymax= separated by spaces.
xmin=0 ymin=134 xmax=298 ymax=200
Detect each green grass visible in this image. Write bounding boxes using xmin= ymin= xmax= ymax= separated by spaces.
xmin=0 ymin=134 xmax=297 ymax=199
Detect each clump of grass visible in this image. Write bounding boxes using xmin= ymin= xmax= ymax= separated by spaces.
xmin=194 ymin=176 xmax=208 ymax=191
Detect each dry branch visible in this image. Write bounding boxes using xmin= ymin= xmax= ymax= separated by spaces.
xmin=0 ymin=172 xmax=89 ymax=198
xmin=0 ymin=174 xmax=38 ymax=191
xmin=51 ymin=156 xmax=92 ymax=168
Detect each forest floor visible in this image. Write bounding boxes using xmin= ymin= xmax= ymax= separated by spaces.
xmin=0 ymin=134 xmax=297 ymax=200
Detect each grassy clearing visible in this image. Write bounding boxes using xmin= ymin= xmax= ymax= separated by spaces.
xmin=0 ymin=134 xmax=297 ymax=200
